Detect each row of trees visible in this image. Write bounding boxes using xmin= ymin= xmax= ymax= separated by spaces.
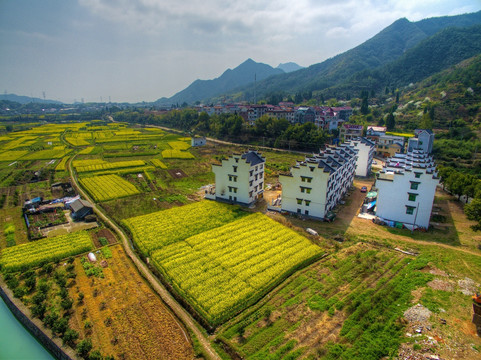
xmin=115 ymin=109 xmax=330 ymax=152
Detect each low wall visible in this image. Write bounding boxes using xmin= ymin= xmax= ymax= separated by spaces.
xmin=0 ymin=282 xmax=78 ymax=360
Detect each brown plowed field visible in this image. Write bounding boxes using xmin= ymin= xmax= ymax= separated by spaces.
xmin=69 ymin=244 xmax=194 ymax=360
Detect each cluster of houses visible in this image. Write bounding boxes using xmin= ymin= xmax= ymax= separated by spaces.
xmin=341 ymin=125 xmax=434 ymax=158
xmin=191 ymin=103 xmax=353 ymax=131
xmin=206 ymin=127 xmax=439 ymax=230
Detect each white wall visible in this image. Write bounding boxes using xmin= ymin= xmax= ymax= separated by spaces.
xmin=376 ymin=168 xmax=438 ymax=228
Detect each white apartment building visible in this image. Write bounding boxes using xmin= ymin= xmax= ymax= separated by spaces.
xmin=211 ymin=150 xmax=265 ymax=205
xmin=407 ymin=129 xmax=435 ymax=154
xmin=279 ymin=143 xmax=357 ymax=219
xmin=375 ymin=150 xmax=439 ymax=229
xmin=349 ymin=137 xmax=375 ymax=177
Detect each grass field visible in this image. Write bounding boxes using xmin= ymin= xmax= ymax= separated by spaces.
xmin=80 ymin=174 xmax=140 ymax=201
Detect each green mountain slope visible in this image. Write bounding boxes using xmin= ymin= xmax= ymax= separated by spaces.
xmin=227 ymin=11 xmax=481 ymax=101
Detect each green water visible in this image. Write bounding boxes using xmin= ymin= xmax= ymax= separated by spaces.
xmin=0 ymin=295 xmax=54 ymax=360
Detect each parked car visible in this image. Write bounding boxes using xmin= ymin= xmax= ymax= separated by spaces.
xmin=361 ymin=186 xmax=368 ymax=193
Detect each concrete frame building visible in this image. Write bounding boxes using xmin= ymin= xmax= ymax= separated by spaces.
xmin=375 ymin=150 xmax=439 ymax=229
xmin=407 ymin=129 xmax=434 ymax=154
xmin=349 ymin=137 xmax=375 ymax=177
xmin=279 ymin=143 xmax=357 ymax=219
xmin=211 ymin=150 xmax=265 ymax=205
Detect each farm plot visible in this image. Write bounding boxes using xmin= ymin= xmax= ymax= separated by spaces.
xmin=123 ymin=201 xmax=247 ymax=256
xmin=21 ymin=146 xmax=72 ymax=160
xmin=152 ymin=213 xmax=323 ymax=326
xmin=68 ymin=244 xmax=194 ymax=359
xmin=162 ymin=149 xmax=195 ymax=159
xmin=151 ymin=158 xmax=168 ymax=169
xmin=75 ymin=160 xmax=146 ymax=173
xmin=218 ymin=243 xmax=433 ymax=360
xmin=168 ymin=141 xmax=191 ymax=150
xmin=0 ymin=231 xmax=93 ymax=271
xmin=0 ymin=150 xmax=29 ymax=161
xmin=80 ymin=174 xmax=140 ymax=201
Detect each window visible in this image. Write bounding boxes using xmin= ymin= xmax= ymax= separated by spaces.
xmin=410 ymin=181 xmax=420 ymax=190
xmin=255 ymin=174 xmax=258 ymax=181
xmin=233 ymin=166 xmax=237 ymax=173
xmin=301 ymin=176 xmax=313 ymax=183
xmin=260 ymin=164 xmax=263 ymax=169
xmin=309 ymin=167 xmax=315 ymax=172
xmin=249 ymin=180 xmax=253 ymax=186
xmin=306 ymin=188 xmax=311 ymax=194
xmin=255 ymin=166 xmax=258 ymax=171
xmin=414 ymin=172 xmax=422 ymax=178
xmin=406 ymin=206 xmax=415 ymax=215
xmin=249 ymin=191 xmax=253 ymax=198
xmin=259 ymin=182 xmax=263 ymax=188
xmin=229 ymin=175 xmax=237 ymax=182
xmin=305 ymin=200 xmax=311 ymax=206
xmin=305 ymin=210 xmax=309 ymax=215
xmin=234 ymin=196 xmax=237 ymax=201
xmin=297 ymin=208 xmax=301 ymax=214
xmin=249 ymin=170 xmax=254 ymax=176
xmin=235 ymin=158 xmax=239 ymax=163
xmin=260 ymin=173 xmax=263 ymax=178
xmin=297 ymin=198 xmax=302 ymax=205
xmin=408 ymin=193 xmax=417 ymax=201
xmin=229 ymin=195 xmax=232 ymax=201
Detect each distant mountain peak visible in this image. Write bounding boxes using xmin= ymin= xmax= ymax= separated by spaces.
xmin=276 ymin=62 xmax=304 ymax=73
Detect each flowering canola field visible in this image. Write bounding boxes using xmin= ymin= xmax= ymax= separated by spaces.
xmin=80 ymin=174 xmax=140 ymax=201
xmin=124 ymin=202 xmax=322 ymax=326
xmin=0 ymin=231 xmax=93 ymax=272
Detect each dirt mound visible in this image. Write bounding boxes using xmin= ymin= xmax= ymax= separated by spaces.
xmin=404 ymin=303 xmax=432 ymax=324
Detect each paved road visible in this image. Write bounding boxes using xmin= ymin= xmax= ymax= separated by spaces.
xmin=67 ymin=156 xmax=221 ymax=360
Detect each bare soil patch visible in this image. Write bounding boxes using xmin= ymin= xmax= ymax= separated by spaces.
xmin=92 ymin=229 xmax=117 ymax=248
xmin=167 ymin=169 xmax=187 ymax=179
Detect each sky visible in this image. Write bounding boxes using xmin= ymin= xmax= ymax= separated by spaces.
xmin=0 ymin=0 xmax=480 ymax=103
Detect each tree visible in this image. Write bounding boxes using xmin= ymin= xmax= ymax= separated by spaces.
xmin=360 ymin=97 xmax=369 ymax=115
xmin=63 ymin=329 xmax=79 ymax=347
xmin=76 ymin=338 xmax=92 ymax=359
xmin=386 ymin=113 xmax=395 ymax=131
xmin=465 ymin=198 xmax=481 ymax=231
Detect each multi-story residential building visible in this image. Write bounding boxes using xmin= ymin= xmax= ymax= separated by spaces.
xmin=349 ymin=137 xmax=375 ymax=177
xmin=332 ymin=106 xmax=353 ymax=122
xmin=211 ymin=150 xmax=265 ymax=205
xmin=340 ymin=124 xmax=363 ymax=140
xmin=279 ymin=143 xmax=357 ymax=219
xmin=376 ymin=134 xmax=405 ymax=157
xmin=366 ymin=126 xmax=387 ymax=142
xmin=407 ymin=129 xmax=434 ymax=154
xmin=375 ymin=150 xmax=439 ymax=229
xmin=294 ymin=107 xmax=316 ymax=124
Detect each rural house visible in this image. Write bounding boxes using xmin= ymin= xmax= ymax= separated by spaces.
xmin=279 ymin=143 xmax=357 ymax=219
xmin=68 ymin=199 xmax=94 ymax=221
xmin=375 ymin=150 xmax=439 ymax=229
xmin=349 ymin=137 xmax=375 ymax=177
xmin=210 ymin=150 xmax=266 ymax=205
xmin=376 ymin=134 xmax=405 ymax=157
xmin=340 ymin=124 xmax=363 ymax=141
xmin=407 ymin=129 xmax=434 ymax=154
xmin=191 ymin=136 xmax=206 ymax=147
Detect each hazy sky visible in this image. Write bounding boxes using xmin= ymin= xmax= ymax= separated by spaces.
xmin=1 ymin=0 xmax=480 ymax=103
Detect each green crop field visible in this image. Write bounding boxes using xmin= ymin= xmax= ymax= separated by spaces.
xmin=124 ymin=202 xmax=322 ymax=326
xmin=80 ymin=174 xmax=140 ymax=201
xmin=219 ymin=244 xmax=433 ymax=359
xmin=0 ymin=231 xmax=93 ymax=272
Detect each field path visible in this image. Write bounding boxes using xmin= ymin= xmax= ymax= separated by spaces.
xmin=68 ymin=156 xmax=221 ymax=360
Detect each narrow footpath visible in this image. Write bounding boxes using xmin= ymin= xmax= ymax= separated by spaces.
xmin=67 ymin=156 xmax=221 ymax=360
